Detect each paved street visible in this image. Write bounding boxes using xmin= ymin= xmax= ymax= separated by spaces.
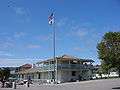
xmin=1 ymin=78 xmax=120 ymax=90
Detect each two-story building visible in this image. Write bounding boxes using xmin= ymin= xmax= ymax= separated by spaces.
xmin=17 ymin=55 xmax=94 ymax=83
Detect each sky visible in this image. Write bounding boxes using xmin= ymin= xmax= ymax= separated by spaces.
xmin=0 ymin=0 xmax=120 ymax=67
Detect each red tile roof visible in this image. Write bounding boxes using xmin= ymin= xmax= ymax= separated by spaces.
xmin=20 ymin=64 xmax=32 ymax=68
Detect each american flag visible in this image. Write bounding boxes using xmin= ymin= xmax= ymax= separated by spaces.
xmin=48 ymin=13 xmax=54 ymax=25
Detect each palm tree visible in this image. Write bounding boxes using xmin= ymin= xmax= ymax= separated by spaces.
xmin=0 ymin=68 xmax=10 ymax=88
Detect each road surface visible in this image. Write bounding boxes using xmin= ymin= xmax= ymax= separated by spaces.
xmin=1 ymin=78 xmax=120 ymax=90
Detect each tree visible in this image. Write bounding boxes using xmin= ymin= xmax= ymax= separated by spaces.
xmin=97 ymin=32 xmax=120 ymax=77
xmin=0 ymin=68 xmax=10 ymax=88
xmin=96 ymin=67 xmax=103 ymax=79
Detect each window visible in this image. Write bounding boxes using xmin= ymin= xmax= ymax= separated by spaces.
xmin=72 ymin=71 xmax=76 ymax=76
xmin=22 ymin=74 xmax=24 ymax=78
xmin=38 ymin=73 xmax=41 ymax=79
xmin=52 ymin=71 xmax=55 ymax=79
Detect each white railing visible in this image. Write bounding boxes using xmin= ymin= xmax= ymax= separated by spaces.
xmin=37 ymin=64 xmax=93 ymax=71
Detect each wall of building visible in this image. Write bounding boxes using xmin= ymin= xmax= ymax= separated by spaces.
xmin=59 ymin=70 xmax=81 ymax=82
xmin=60 ymin=70 xmax=71 ymax=82
xmin=17 ymin=69 xmax=93 ymax=83
xmin=40 ymin=72 xmax=48 ymax=79
xmin=57 ymin=70 xmax=62 ymax=82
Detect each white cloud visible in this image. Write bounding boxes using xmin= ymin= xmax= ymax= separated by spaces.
xmin=14 ymin=7 xmax=27 ymax=16
xmin=36 ymin=34 xmax=52 ymax=41
xmin=56 ymin=18 xmax=68 ymax=27
xmin=0 ymin=58 xmax=40 ymax=67
xmin=73 ymin=47 xmax=82 ymax=52
xmin=69 ymin=26 xmax=88 ymax=38
xmin=36 ymin=34 xmax=61 ymax=41
xmin=12 ymin=6 xmax=30 ymax=23
xmin=8 ymin=0 xmax=30 ymax=23
xmin=0 ymin=42 xmax=14 ymax=49
xmin=65 ymin=20 xmax=97 ymax=38
xmin=76 ymin=29 xmax=88 ymax=37
xmin=27 ymin=44 xmax=41 ymax=49
xmin=0 ymin=51 xmax=13 ymax=57
xmin=14 ymin=32 xmax=26 ymax=38
xmin=103 ymin=25 xmax=120 ymax=32
xmin=14 ymin=7 xmax=26 ymax=15
xmin=0 ymin=32 xmax=26 ymax=50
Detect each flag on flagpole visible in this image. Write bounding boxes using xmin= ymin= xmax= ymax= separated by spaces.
xmin=48 ymin=13 xmax=54 ymax=25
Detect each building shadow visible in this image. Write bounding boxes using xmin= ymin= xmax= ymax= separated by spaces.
xmin=112 ymin=87 xmax=120 ymax=89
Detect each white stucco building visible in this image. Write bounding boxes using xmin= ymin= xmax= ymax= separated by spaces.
xmin=17 ymin=55 xmax=94 ymax=83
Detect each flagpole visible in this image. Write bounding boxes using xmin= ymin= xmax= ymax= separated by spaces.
xmin=48 ymin=11 xmax=57 ymax=83
xmin=53 ymin=22 xmax=56 ymax=83
xmin=53 ymin=20 xmax=58 ymax=84
xmin=53 ymin=12 xmax=57 ymax=84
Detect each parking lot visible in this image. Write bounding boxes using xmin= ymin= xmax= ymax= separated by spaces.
xmin=0 ymin=78 xmax=120 ymax=90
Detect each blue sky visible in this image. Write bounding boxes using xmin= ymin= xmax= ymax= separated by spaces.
xmin=0 ymin=0 xmax=120 ymax=67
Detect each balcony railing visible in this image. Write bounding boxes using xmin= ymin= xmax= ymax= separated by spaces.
xmin=37 ymin=64 xmax=93 ymax=71
xmin=58 ymin=64 xmax=93 ymax=70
